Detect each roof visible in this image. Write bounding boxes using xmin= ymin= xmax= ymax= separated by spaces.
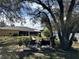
xmin=0 ymin=26 xmax=40 ymax=32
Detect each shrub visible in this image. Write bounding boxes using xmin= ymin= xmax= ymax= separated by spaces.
xmin=13 ymin=33 xmax=19 ymax=36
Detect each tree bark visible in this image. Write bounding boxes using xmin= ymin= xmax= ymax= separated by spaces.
xmin=69 ymin=33 xmax=75 ymax=48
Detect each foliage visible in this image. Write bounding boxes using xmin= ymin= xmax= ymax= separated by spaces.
xmin=12 ymin=33 xmax=19 ymax=36
xmin=42 ymin=27 xmax=50 ymax=37
xmin=0 ymin=36 xmax=42 ymax=43
xmin=54 ymin=36 xmax=60 ymax=47
xmin=0 ymin=0 xmax=26 ymax=24
xmin=0 ymin=21 xmax=7 ymax=27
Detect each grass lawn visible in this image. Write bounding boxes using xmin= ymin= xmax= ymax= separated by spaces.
xmin=0 ymin=36 xmax=79 ymax=59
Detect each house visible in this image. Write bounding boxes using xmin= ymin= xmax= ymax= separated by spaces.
xmin=0 ymin=27 xmax=40 ymax=36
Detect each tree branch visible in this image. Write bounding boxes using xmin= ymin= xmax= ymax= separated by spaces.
xmin=66 ymin=0 xmax=76 ymax=22
xmin=37 ymin=0 xmax=57 ymax=25
xmin=57 ymin=0 xmax=64 ymax=24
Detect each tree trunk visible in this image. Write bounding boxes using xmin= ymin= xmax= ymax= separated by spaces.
xmin=69 ymin=33 xmax=75 ymax=48
xmin=61 ymin=41 xmax=69 ymax=49
xmin=59 ymin=35 xmax=70 ymax=49
xmin=58 ymin=32 xmax=76 ymax=49
xmin=49 ymin=33 xmax=56 ymax=48
xmin=69 ymin=40 xmax=73 ymax=48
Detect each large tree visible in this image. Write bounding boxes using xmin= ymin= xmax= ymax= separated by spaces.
xmin=24 ymin=0 xmax=78 ymax=49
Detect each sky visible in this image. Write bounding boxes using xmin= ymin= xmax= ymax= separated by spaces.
xmin=17 ymin=1 xmax=57 ymax=30
xmin=18 ymin=2 xmax=43 ymax=30
xmin=18 ymin=2 xmax=45 ymax=30
xmin=0 ymin=14 xmax=43 ymax=30
xmin=0 ymin=0 xmax=79 ymax=30
xmin=0 ymin=0 xmax=59 ymax=30
xmin=0 ymin=2 xmax=43 ymax=30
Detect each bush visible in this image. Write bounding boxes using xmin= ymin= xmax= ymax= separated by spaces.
xmin=13 ymin=33 xmax=19 ymax=36
xmin=54 ymin=36 xmax=60 ymax=47
xmin=18 ymin=39 xmax=23 ymax=46
xmin=42 ymin=27 xmax=50 ymax=38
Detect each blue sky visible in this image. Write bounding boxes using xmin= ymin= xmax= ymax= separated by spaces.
xmin=16 ymin=2 xmax=43 ymax=30
xmin=0 ymin=15 xmax=42 ymax=30
xmin=18 ymin=1 xmax=57 ymax=30
xmin=0 ymin=2 xmax=43 ymax=30
xmin=0 ymin=0 xmax=65 ymax=30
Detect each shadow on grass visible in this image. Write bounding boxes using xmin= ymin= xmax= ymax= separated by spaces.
xmin=16 ymin=47 xmax=79 ymax=59
xmin=0 ymin=41 xmax=79 ymax=59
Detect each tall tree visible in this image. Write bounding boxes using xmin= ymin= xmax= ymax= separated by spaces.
xmin=24 ymin=0 xmax=78 ymax=49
